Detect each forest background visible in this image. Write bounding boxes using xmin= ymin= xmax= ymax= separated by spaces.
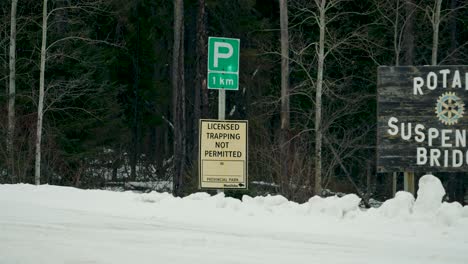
xmin=0 ymin=0 xmax=467 ymax=203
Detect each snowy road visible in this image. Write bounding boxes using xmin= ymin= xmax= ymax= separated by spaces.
xmin=1 ymin=180 xmax=467 ymax=264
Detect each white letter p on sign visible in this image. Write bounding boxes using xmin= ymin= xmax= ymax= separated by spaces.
xmin=214 ymin=42 xmax=233 ymax=67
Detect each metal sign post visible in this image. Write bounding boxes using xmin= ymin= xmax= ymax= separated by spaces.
xmin=219 ymin=89 xmax=225 ymax=120
xmin=201 ymin=36 xmax=246 ymax=192
xmin=218 ymin=90 xmax=225 ymax=194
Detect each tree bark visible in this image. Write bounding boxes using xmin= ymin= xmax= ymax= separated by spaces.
xmin=314 ymin=0 xmax=326 ymax=196
xmin=172 ymin=0 xmax=185 ymax=196
xmin=279 ymin=0 xmax=290 ymax=196
xmin=198 ymin=0 xmax=208 ymax=120
xmin=130 ymin=2 xmax=140 ymax=181
xmin=8 ymin=0 xmax=18 ymax=183
xmin=35 ymin=0 xmax=48 ymax=185
xmin=4 ymin=26 xmax=8 ymax=101
xmin=180 ymin=20 xmax=186 ymax=194
xmin=449 ymin=0 xmax=458 ymax=64
xmin=394 ymin=0 xmax=400 ymax=66
xmin=431 ymin=0 xmax=442 ymax=65
xmin=402 ymin=0 xmax=415 ymax=65
xmin=193 ymin=0 xmax=206 ymax=162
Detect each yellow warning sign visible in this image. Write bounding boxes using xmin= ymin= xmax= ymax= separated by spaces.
xmin=199 ymin=119 xmax=248 ymax=189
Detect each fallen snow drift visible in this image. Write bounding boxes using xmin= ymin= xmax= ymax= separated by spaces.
xmin=1 ymin=174 xmax=467 ymax=264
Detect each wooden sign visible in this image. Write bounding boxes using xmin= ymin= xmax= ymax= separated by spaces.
xmin=377 ymin=66 xmax=468 ymax=172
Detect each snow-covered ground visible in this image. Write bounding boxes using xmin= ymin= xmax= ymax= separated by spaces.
xmin=1 ymin=175 xmax=467 ymax=264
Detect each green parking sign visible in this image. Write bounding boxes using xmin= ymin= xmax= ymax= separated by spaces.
xmin=208 ymin=37 xmax=240 ymax=90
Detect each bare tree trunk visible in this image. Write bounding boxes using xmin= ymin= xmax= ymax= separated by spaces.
xmin=180 ymin=20 xmax=186 ymax=194
xmin=172 ymin=0 xmax=185 ymax=196
xmin=35 ymin=0 xmax=48 ymax=185
xmin=8 ymin=0 xmax=18 ymax=183
xmin=279 ymin=0 xmax=290 ymax=196
xmin=402 ymin=0 xmax=415 ymax=65
xmin=56 ymin=0 xmax=68 ymax=36
xmin=449 ymin=0 xmax=458 ymax=64
xmin=366 ymin=160 xmax=371 ymax=196
xmin=172 ymin=0 xmax=181 ymax=195
xmin=314 ymin=0 xmax=326 ymax=196
xmin=431 ymin=0 xmax=442 ymax=65
xmin=394 ymin=0 xmax=400 ymax=66
xmin=130 ymin=2 xmax=140 ymax=181
xmin=4 ymin=26 xmax=8 ymax=99
xmin=193 ymin=0 xmax=206 ymax=161
xmin=198 ymin=0 xmax=208 ymax=119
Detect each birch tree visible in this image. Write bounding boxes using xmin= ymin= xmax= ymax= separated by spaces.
xmin=35 ymin=0 xmax=48 ymax=185
xmin=418 ymin=0 xmax=468 ymax=65
xmin=373 ymin=0 xmax=416 ymax=66
xmin=314 ymin=0 xmax=326 ymax=196
xmin=35 ymin=0 xmax=116 ymax=185
xmin=430 ymin=0 xmax=443 ymax=65
xmin=288 ymin=0 xmax=370 ymax=196
xmin=294 ymin=0 xmax=333 ymax=195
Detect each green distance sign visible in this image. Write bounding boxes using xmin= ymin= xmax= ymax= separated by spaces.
xmin=208 ymin=72 xmax=238 ymax=90
xmin=208 ymin=37 xmax=240 ymax=90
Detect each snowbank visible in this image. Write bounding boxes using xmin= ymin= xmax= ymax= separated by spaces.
xmin=1 ymin=175 xmax=468 ymax=264
xmin=0 ymin=175 xmax=465 ymax=228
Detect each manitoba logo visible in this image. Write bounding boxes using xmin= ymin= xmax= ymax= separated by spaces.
xmin=435 ymin=92 xmax=465 ymax=126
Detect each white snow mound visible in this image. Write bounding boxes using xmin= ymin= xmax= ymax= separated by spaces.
xmin=437 ymin=202 xmax=463 ymax=226
xmin=379 ymin=191 xmax=414 ymax=218
xmin=413 ymin=174 xmax=445 ymax=215
xmin=307 ymin=194 xmax=360 ymax=219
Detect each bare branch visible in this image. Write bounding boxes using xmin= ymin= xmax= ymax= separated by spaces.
xmin=46 ymin=36 xmax=123 ymax=52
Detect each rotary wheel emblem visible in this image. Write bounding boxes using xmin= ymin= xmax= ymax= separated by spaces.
xmin=435 ymin=92 xmax=464 ymax=125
